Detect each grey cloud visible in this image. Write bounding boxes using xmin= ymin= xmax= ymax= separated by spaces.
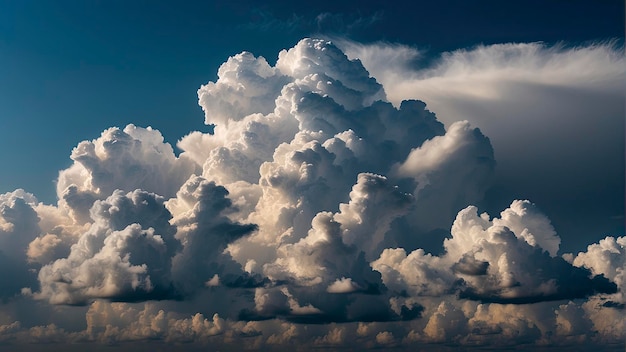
xmin=169 ymin=175 xmax=258 ymax=293
xmin=0 ymin=190 xmax=41 ymax=299
xmin=451 ymin=254 xmax=489 ymax=276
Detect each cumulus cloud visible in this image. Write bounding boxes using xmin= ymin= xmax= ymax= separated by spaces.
xmin=446 ymin=204 xmax=616 ymax=303
xmin=1 ymin=38 xmax=624 ymax=351
xmin=168 ymin=175 xmax=258 ymax=292
xmin=373 ymin=200 xmax=616 ymax=304
xmin=36 ymin=190 xmax=179 ymax=305
xmin=572 ymin=236 xmax=625 ymax=288
xmin=571 ymin=236 xmax=626 ymax=305
xmin=57 ymin=125 xmax=198 ymax=223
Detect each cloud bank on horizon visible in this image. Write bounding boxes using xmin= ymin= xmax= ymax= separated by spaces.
xmin=0 ymin=38 xmax=624 ymax=350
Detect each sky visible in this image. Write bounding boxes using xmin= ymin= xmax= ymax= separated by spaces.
xmin=0 ymin=0 xmax=624 ymax=351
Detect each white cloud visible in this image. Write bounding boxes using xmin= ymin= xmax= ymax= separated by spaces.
xmin=57 ymin=125 xmax=198 ymax=224
xmin=340 ymin=39 xmax=625 ymax=251
xmin=573 ymin=236 xmax=625 ymax=289
xmin=36 ymin=190 xmax=179 ymax=304
xmin=168 ymin=175 xmax=257 ymax=293
xmin=0 ymin=38 xmax=624 ymax=350
xmin=198 ymin=52 xmax=289 ymax=125
xmin=372 ymin=248 xmax=456 ymax=297
xmin=445 ymin=202 xmax=615 ymax=303
xmin=340 ymin=40 xmax=625 ymax=108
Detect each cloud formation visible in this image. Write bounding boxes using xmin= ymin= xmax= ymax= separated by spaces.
xmin=0 ymin=38 xmax=623 ymax=350
xmin=339 ymin=39 xmax=625 ymax=252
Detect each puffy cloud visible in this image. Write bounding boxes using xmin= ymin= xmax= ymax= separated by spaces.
xmin=83 ymin=300 xmax=226 ymax=343
xmin=572 ymin=236 xmax=625 ymax=292
xmin=0 ymin=190 xmax=40 ymax=260
xmin=314 ymin=326 xmax=346 ymax=345
xmin=373 ymin=201 xmax=616 ymax=305
xmin=465 ymin=303 xmax=545 ymax=346
xmin=57 ymin=125 xmax=198 ymax=223
xmin=25 ymin=197 xmax=92 ymax=266
xmin=554 ymin=301 xmax=593 ymax=342
xmin=168 ymin=175 xmax=258 ymax=292
xmin=1 ymin=37 xmax=624 ymax=351
xmin=198 ymin=52 xmax=290 ymax=125
xmin=447 ymin=203 xmax=616 ymax=303
xmin=334 ymin=173 xmax=414 ymax=260
xmin=375 ymin=330 xmax=395 ymax=345
xmin=36 ymin=190 xmax=179 ymax=304
xmin=372 ymin=248 xmax=457 ymax=297
xmin=582 ymin=296 xmax=626 ymax=341
xmin=248 ymin=173 xmax=417 ymax=322
xmin=422 ymin=301 xmax=467 ymax=342
xmin=275 ymin=38 xmax=385 ymax=109
xmin=35 ymin=177 xmax=258 ymax=305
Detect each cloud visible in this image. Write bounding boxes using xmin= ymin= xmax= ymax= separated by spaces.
xmin=448 ymin=203 xmax=616 ymax=303
xmin=0 ymin=38 xmax=624 ymax=350
xmin=168 ymin=175 xmax=258 ymax=293
xmin=197 ymin=53 xmax=290 ymax=125
xmin=572 ymin=236 xmax=625 ymax=286
xmin=571 ymin=236 xmax=626 ymax=303
xmin=339 ymin=39 xmax=626 ymax=252
xmin=327 ymin=277 xmax=362 ymax=293
xmin=36 ymin=190 xmax=180 ymax=305
xmin=372 ymin=248 xmax=458 ymax=297
xmin=374 ymin=200 xmax=616 ymax=305
xmin=35 ymin=176 xmax=259 ymax=305
xmin=339 ymin=40 xmax=625 ymax=106
xmin=58 ymin=125 xmax=199 ymax=224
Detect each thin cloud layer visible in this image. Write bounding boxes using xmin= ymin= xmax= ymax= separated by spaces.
xmin=0 ymin=38 xmax=623 ymax=350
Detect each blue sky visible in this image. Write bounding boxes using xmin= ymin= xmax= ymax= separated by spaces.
xmin=0 ymin=1 xmax=624 ymax=350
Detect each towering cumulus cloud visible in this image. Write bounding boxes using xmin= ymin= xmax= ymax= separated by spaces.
xmin=0 ymin=38 xmax=623 ymax=350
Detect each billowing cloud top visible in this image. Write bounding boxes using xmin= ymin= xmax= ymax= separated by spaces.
xmin=0 ymin=38 xmax=624 ymax=350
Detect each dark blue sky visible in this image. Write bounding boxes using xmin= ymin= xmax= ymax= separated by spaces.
xmin=0 ymin=0 xmax=623 ymax=204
